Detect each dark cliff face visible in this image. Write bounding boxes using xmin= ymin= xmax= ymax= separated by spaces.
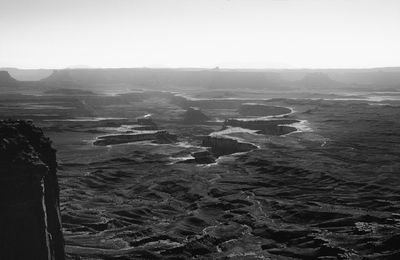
xmin=0 ymin=120 xmax=65 ymax=260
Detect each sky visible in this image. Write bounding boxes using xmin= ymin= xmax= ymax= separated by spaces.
xmin=0 ymin=0 xmax=399 ymax=69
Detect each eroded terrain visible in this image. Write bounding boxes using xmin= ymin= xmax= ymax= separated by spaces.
xmin=1 ymin=89 xmax=400 ymax=259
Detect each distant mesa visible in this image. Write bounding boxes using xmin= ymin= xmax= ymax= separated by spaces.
xmin=182 ymin=107 xmax=210 ymax=124
xmin=43 ymin=70 xmax=75 ymax=82
xmin=238 ymin=103 xmax=291 ymax=117
xmin=14 ymin=67 xmax=400 ymax=92
xmin=0 ymin=68 xmax=53 ymax=81
xmin=41 ymin=70 xmax=81 ymax=88
xmin=297 ymin=72 xmax=344 ymax=89
xmin=0 ymin=71 xmax=19 ymax=87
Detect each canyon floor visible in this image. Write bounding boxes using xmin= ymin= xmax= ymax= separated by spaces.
xmin=1 ymin=89 xmax=400 ymax=259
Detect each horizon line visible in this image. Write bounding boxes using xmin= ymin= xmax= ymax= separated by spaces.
xmin=2 ymin=66 xmax=400 ymax=71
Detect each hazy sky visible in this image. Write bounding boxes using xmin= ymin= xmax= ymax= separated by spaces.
xmin=1 ymin=0 xmax=399 ymax=69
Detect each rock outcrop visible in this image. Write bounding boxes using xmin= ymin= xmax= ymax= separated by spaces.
xmin=0 ymin=120 xmax=65 ymax=260
xmin=182 ymin=107 xmax=210 ymax=124
xmin=202 ymin=136 xmax=257 ymax=156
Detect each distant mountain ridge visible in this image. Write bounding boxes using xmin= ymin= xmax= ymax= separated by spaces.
xmin=39 ymin=67 xmax=400 ymax=91
xmin=0 ymin=68 xmax=52 ymax=81
xmin=1 ymin=67 xmax=400 ymax=92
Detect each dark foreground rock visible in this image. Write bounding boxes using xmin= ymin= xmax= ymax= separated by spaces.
xmin=0 ymin=120 xmax=65 ymax=260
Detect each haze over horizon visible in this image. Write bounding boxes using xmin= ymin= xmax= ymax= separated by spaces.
xmin=1 ymin=0 xmax=400 ymax=69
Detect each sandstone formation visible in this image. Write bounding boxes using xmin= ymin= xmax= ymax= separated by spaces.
xmin=0 ymin=120 xmax=65 ymax=260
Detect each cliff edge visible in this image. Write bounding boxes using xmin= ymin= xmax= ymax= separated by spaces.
xmin=0 ymin=120 xmax=65 ymax=260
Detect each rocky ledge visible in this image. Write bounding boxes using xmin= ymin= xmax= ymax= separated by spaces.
xmin=0 ymin=120 xmax=65 ymax=260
